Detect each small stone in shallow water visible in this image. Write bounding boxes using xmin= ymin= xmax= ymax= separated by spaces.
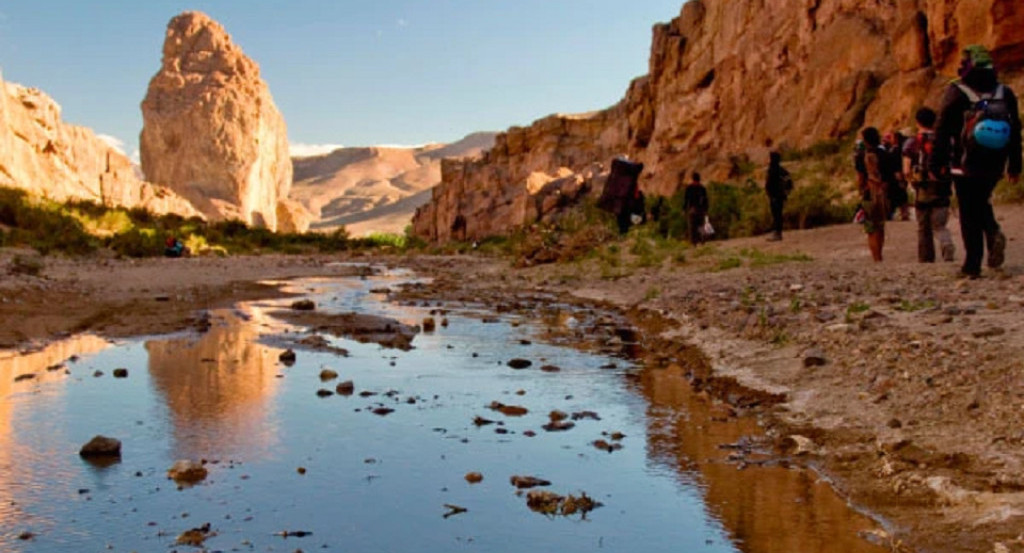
xmin=422 ymin=317 xmax=437 ymax=332
xmin=112 ymin=368 xmax=128 ymax=378
xmin=319 ymin=369 xmax=338 ymax=381
xmin=336 ymin=381 xmax=355 ymax=395
xmin=316 ymin=389 xmax=334 ymax=398
xmin=79 ymin=435 xmax=121 ymax=458
xmin=291 ymin=299 xmax=316 ymax=311
xmin=372 ymin=407 xmax=394 ymax=416
xmin=543 ymin=420 xmax=575 ymax=432
xmin=540 ymin=365 xmax=561 ymax=372
xmin=507 ymin=358 xmax=532 ymax=369
xmin=279 ymin=349 xmax=297 ymax=366
xmin=510 ymin=475 xmax=551 ymax=489
xmin=167 ymin=460 xmax=208 ymax=484
xmin=464 ymin=472 xmax=483 ymax=484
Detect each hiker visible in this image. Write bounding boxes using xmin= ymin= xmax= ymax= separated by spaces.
xmin=859 ymin=127 xmax=888 ymax=262
xmin=931 ymin=44 xmax=1022 ymax=278
xmin=164 ymin=236 xmax=187 ymax=258
xmin=599 ymin=157 xmax=645 ymax=234
xmin=903 ymin=107 xmax=955 ymax=263
xmin=682 ymin=171 xmax=709 ymax=245
xmin=764 ymin=151 xmax=792 ymax=241
xmin=882 ymin=132 xmax=910 ymax=221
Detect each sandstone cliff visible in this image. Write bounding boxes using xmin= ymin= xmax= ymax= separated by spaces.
xmin=290 ymin=132 xmax=495 ymax=236
xmin=141 ymin=11 xmax=299 ymax=232
xmin=0 ymin=71 xmax=198 ymax=217
xmin=413 ymin=0 xmax=1024 ymax=242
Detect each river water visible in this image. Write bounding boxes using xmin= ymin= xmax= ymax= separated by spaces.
xmin=0 ymin=266 xmax=888 ymax=552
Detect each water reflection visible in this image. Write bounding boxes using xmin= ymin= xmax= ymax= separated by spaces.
xmin=0 ymin=335 xmax=111 ymax=540
xmin=145 ymin=309 xmax=285 ymax=461
xmin=634 ymin=363 xmax=885 ymax=553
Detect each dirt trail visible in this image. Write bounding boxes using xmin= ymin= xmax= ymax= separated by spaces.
xmin=1 ymin=206 xmax=1024 ymax=552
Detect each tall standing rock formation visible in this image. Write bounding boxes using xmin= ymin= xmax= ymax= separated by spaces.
xmin=0 ymin=71 xmax=198 ymax=217
xmin=414 ymin=0 xmax=1024 ymax=242
xmin=141 ymin=11 xmax=302 ymax=232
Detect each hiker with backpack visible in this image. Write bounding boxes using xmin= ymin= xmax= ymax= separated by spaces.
xmin=859 ymin=127 xmax=888 ymax=262
xmin=882 ymin=132 xmax=910 ymax=221
xmin=931 ymin=45 xmax=1022 ymax=279
xmin=764 ymin=151 xmax=792 ymax=241
xmin=682 ymin=171 xmax=710 ymax=245
xmin=903 ymin=107 xmax=954 ymax=263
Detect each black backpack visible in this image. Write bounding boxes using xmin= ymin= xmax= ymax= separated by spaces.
xmin=956 ymin=82 xmax=1013 ymax=164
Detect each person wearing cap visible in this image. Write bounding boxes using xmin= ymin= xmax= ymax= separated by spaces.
xmin=931 ymin=44 xmax=1022 ymax=279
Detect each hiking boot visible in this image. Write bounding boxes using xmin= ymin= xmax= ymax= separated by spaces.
xmin=987 ymin=231 xmax=1006 ymax=268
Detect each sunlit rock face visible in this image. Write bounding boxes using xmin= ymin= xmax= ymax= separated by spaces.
xmin=0 ymin=72 xmax=198 ymax=217
xmin=141 ymin=11 xmax=295 ymax=231
xmin=413 ymin=0 xmax=1024 ymax=242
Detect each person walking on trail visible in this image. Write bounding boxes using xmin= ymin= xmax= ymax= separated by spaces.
xmin=764 ymin=151 xmax=792 ymax=241
xmin=903 ymin=107 xmax=955 ymax=263
xmin=931 ymin=44 xmax=1022 ymax=279
xmin=682 ymin=171 xmax=709 ymax=245
xmin=859 ymin=127 xmax=888 ymax=262
xmin=882 ymin=132 xmax=910 ymax=221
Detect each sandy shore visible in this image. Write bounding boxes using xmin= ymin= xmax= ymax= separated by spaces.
xmin=2 ymin=206 xmax=1024 ymax=552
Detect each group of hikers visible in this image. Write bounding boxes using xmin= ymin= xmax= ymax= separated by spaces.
xmin=674 ymin=45 xmax=1022 ymax=279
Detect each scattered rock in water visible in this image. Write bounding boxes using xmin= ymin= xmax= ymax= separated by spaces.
xmin=279 ymin=349 xmax=297 ymax=366
xmin=443 ymin=504 xmax=467 ymax=519
xmin=372 ymin=407 xmax=394 ymax=416
xmin=336 ymin=381 xmax=354 ymax=395
xmin=316 ymin=389 xmax=334 ymax=398
xmin=507 ymin=358 xmax=532 ymax=369
xmin=540 ymin=365 xmax=561 ymax=373
xmin=473 ymin=416 xmax=495 ymax=426
xmin=571 ymin=411 xmax=600 ymax=421
xmin=519 ymin=339 xmax=532 ymax=345
xmin=359 ymin=390 xmax=377 ymax=397
xmin=13 ymin=373 xmax=36 ymax=382
xmin=599 ymin=362 xmax=617 ymax=370
xmin=319 ymin=369 xmax=339 ymax=381
xmin=592 ymin=439 xmax=623 ymax=453
xmin=523 ymin=430 xmax=537 ymax=437
xmin=802 ymin=348 xmax=828 ymax=367
xmin=291 ymin=299 xmax=316 ymax=311
xmin=17 ymin=531 xmax=34 ymax=541
xmin=167 ymin=460 xmax=208 ymax=484
xmin=464 ymin=472 xmax=483 ymax=484
xmin=422 ymin=317 xmax=436 ymax=332
xmin=46 ymin=363 xmax=65 ymax=372
xmin=297 ymin=467 xmax=307 ymax=475
xmin=274 ymin=530 xmax=313 ymax=538
xmin=112 ymin=368 xmax=129 ymax=378
xmin=272 ymin=311 xmax=418 ymax=350
xmin=296 ymin=335 xmax=349 ymax=357
xmin=607 ymin=431 xmax=626 ymax=441
xmin=93 ymin=370 xmax=104 ymax=378
xmin=441 ymin=318 xmax=449 ymax=328
xmin=543 ymin=420 xmax=575 ymax=432
xmin=79 ymin=435 xmax=122 ymax=458
xmin=510 ymin=475 xmax=551 ymax=489
xmin=548 ymin=410 xmax=568 ymax=422
xmin=488 ymin=401 xmax=528 ymax=417
xmin=525 ymin=490 xmax=602 ymax=517
xmin=177 ymin=523 xmax=214 ymax=546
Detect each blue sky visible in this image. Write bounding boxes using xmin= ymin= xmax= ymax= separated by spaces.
xmin=0 ymin=1 xmax=684 ymax=158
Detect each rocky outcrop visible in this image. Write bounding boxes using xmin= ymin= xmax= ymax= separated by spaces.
xmin=0 ymin=72 xmax=198 ymax=217
xmin=290 ymin=132 xmax=495 ymax=236
xmin=413 ymin=0 xmax=1024 ymax=242
xmin=141 ymin=11 xmax=296 ymax=231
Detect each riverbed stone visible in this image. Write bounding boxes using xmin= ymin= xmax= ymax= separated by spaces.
xmin=510 ymin=475 xmax=551 ymax=489
xmin=167 ymin=460 xmax=208 ymax=483
xmin=507 ymin=358 xmax=532 ymax=369
xmin=319 ymin=369 xmax=339 ymax=381
xmin=79 ymin=435 xmax=122 ymax=457
xmin=336 ymin=380 xmax=354 ymax=395
xmin=279 ymin=349 xmax=297 ymax=365
xmin=112 ymin=368 xmax=128 ymax=378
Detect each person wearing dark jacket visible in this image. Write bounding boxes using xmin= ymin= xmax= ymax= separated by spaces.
xmin=930 ymin=45 xmax=1023 ymax=278
xmin=682 ymin=171 xmax=709 ymax=245
xmin=764 ymin=151 xmax=791 ymax=241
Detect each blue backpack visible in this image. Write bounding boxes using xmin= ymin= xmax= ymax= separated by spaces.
xmin=956 ymin=82 xmax=1012 ymax=153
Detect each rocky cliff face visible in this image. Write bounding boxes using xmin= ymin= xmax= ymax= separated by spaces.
xmin=141 ymin=11 xmax=299 ymax=232
xmin=0 ymin=72 xmax=198 ymax=217
xmin=290 ymin=132 xmax=495 ymax=236
xmin=414 ymin=0 xmax=1024 ymax=242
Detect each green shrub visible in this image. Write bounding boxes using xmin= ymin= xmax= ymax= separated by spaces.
xmin=784 ymin=180 xmax=856 ymax=229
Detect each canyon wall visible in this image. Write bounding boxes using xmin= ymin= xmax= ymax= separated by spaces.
xmin=141 ymin=11 xmax=301 ymax=232
xmin=413 ymin=0 xmax=1024 ymax=242
xmin=0 ymin=72 xmax=198 ymax=217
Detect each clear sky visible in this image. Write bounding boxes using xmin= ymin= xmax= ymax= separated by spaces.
xmin=0 ymin=1 xmax=684 ymax=159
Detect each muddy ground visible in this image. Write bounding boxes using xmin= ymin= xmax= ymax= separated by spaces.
xmin=2 ymin=206 xmax=1024 ymax=553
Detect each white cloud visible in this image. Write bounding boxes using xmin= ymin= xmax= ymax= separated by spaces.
xmin=97 ymin=134 xmax=127 ymax=156
xmin=290 ymin=143 xmax=345 ymax=158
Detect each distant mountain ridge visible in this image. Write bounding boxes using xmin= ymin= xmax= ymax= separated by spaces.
xmin=290 ymin=132 xmax=495 ymax=236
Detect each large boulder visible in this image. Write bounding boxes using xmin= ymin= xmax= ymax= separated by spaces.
xmin=141 ymin=11 xmax=293 ymax=231
xmin=0 ymin=71 xmax=198 ymax=217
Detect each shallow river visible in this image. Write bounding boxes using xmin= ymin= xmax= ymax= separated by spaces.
xmin=0 ymin=266 xmax=888 ymax=552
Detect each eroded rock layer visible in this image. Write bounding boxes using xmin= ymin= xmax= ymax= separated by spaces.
xmin=0 ymin=72 xmax=198 ymax=217
xmin=141 ymin=11 xmax=297 ymax=231
xmin=414 ymin=0 xmax=1024 ymax=242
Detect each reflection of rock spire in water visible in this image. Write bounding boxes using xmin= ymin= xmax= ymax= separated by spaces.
xmin=632 ymin=364 xmax=886 ymax=553
xmin=146 ymin=309 xmax=284 ymax=460
xmin=0 ymin=335 xmax=111 ymax=531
